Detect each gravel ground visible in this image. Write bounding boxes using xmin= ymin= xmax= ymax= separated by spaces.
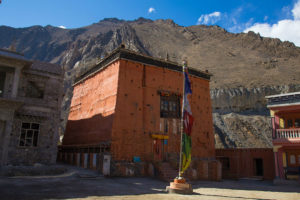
xmin=0 ymin=165 xmax=299 ymax=200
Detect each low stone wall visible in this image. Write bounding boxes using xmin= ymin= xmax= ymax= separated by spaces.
xmin=110 ymin=161 xmax=147 ymax=177
xmin=57 ymin=151 xmax=221 ymax=181
xmin=184 ymin=160 xmax=222 ymax=181
xmin=57 ymin=152 xmax=105 ymax=172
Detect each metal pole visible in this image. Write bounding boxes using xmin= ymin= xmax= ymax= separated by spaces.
xmin=178 ymin=61 xmax=186 ymax=178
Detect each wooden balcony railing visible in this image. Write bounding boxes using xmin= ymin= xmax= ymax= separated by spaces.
xmin=275 ymin=128 xmax=300 ymax=139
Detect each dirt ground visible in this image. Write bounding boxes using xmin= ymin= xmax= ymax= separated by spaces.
xmin=0 ymin=165 xmax=299 ymax=200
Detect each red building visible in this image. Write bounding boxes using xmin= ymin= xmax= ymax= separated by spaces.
xmin=216 ymin=148 xmax=275 ymax=180
xmin=266 ymin=92 xmax=300 ymax=180
xmin=60 ymin=46 xmax=221 ymax=180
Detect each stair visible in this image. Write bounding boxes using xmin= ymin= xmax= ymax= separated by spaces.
xmin=158 ymin=162 xmax=178 ymax=182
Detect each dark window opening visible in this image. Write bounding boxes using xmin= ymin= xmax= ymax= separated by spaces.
xmin=19 ymin=122 xmax=39 ymax=147
xmin=160 ymin=94 xmax=180 ymax=118
xmin=254 ymin=158 xmax=263 ymax=176
xmin=220 ymin=157 xmax=230 ymax=170
xmin=295 ymin=119 xmax=300 ymax=128
xmin=164 ymin=119 xmax=168 ymax=133
xmin=287 ymin=119 xmax=293 ymax=128
xmin=0 ymin=72 xmax=6 ymax=97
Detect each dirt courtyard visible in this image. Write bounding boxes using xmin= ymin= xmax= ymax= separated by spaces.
xmin=0 ymin=165 xmax=299 ymax=200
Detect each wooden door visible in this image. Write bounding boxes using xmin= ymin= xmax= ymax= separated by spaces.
xmin=153 ymin=139 xmax=163 ymax=161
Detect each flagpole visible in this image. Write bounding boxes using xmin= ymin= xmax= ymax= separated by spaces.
xmin=178 ymin=60 xmax=186 ymax=178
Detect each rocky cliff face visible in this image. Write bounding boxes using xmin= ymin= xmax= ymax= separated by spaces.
xmin=1 ymin=18 xmax=300 ymax=147
xmin=211 ymin=85 xmax=300 ymax=148
xmin=211 ymin=85 xmax=300 ymax=113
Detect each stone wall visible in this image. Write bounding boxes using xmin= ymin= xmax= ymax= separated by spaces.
xmin=0 ymin=56 xmax=63 ymax=166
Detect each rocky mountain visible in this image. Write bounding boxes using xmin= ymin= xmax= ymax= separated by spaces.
xmin=1 ymin=18 xmax=300 ymax=148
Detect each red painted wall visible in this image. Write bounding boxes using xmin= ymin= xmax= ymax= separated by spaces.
xmin=63 ymin=61 xmax=120 ymax=145
xmin=111 ymin=59 xmax=215 ymax=161
xmin=216 ymin=148 xmax=275 ymax=180
xmin=63 ymin=58 xmax=215 ymax=164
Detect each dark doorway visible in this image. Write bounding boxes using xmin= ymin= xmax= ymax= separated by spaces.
xmin=254 ymin=158 xmax=263 ymax=176
xmin=0 ymin=72 xmax=6 ymax=97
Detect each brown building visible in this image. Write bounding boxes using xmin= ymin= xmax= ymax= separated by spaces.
xmin=0 ymin=49 xmax=63 ymax=165
xmin=61 ymin=46 xmax=220 ymax=180
xmin=216 ymin=148 xmax=275 ymax=180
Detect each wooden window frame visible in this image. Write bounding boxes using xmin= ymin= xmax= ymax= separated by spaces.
xmin=160 ymin=94 xmax=180 ymax=119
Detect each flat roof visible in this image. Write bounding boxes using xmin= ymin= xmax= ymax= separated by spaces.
xmin=74 ymin=46 xmax=212 ymax=84
xmin=266 ymin=91 xmax=300 ymax=108
xmin=30 ymin=61 xmax=62 ymax=75
xmin=265 ymin=91 xmax=300 ymax=99
xmin=0 ymin=48 xmax=31 ymax=63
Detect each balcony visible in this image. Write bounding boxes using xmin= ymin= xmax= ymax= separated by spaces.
xmin=275 ymin=128 xmax=300 ymax=139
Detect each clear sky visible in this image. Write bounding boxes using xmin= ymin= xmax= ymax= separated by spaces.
xmin=1 ymin=0 xmax=300 ymax=46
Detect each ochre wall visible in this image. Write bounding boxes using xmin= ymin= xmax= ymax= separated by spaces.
xmin=111 ymin=59 xmax=215 ymax=161
xmin=216 ymin=148 xmax=275 ymax=180
xmin=63 ymin=61 xmax=120 ymax=145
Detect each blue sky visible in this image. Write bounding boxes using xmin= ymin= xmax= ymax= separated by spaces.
xmin=1 ymin=0 xmax=300 ymax=46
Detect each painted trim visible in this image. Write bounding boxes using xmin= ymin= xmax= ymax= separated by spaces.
xmin=151 ymin=134 xmax=169 ymax=140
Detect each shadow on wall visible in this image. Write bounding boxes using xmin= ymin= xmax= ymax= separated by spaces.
xmin=63 ymin=113 xmax=114 ymax=145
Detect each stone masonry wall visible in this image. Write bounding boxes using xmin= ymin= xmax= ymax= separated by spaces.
xmin=6 ymin=66 xmax=63 ymax=165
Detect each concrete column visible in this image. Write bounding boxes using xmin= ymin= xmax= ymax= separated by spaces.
xmin=271 ymin=117 xmax=276 ymax=138
xmin=273 ymin=145 xmax=283 ymax=179
xmin=0 ymin=120 xmax=5 ymax=165
xmin=0 ymin=120 xmax=13 ymax=165
xmin=83 ymin=153 xmax=88 ymax=168
xmin=274 ymin=152 xmax=279 ymax=179
xmin=11 ymin=67 xmax=21 ymax=98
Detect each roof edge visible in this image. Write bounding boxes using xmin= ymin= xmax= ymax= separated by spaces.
xmin=74 ymin=46 xmax=212 ymax=84
xmin=265 ymin=91 xmax=300 ymax=99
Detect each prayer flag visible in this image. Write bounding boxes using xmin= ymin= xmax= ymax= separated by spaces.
xmin=181 ymin=67 xmax=194 ymax=173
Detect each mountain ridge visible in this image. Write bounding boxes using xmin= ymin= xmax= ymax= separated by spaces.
xmin=1 ymin=18 xmax=299 ymax=148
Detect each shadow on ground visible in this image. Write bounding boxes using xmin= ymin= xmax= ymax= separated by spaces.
xmin=0 ymin=170 xmax=168 ymax=199
xmin=0 ymin=165 xmax=299 ymax=200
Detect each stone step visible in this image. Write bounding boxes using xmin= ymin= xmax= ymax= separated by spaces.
xmin=158 ymin=162 xmax=178 ymax=182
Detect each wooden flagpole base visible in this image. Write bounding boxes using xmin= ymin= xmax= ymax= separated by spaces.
xmin=166 ymin=178 xmax=193 ymax=194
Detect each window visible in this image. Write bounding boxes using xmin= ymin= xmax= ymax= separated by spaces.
xmin=295 ymin=119 xmax=300 ymax=128
xmin=160 ymin=94 xmax=180 ymax=118
xmin=290 ymin=155 xmax=296 ymax=165
xmin=164 ymin=119 xmax=168 ymax=133
xmin=279 ymin=118 xmax=285 ymax=128
xmin=0 ymin=72 xmax=6 ymax=97
xmin=287 ymin=119 xmax=293 ymax=128
xmin=19 ymin=122 xmax=39 ymax=147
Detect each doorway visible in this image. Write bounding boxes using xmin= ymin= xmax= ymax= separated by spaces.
xmin=254 ymin=158 xmax=264 ymax=176
xmin=153 ymin=139 xmax=168 ymax=162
